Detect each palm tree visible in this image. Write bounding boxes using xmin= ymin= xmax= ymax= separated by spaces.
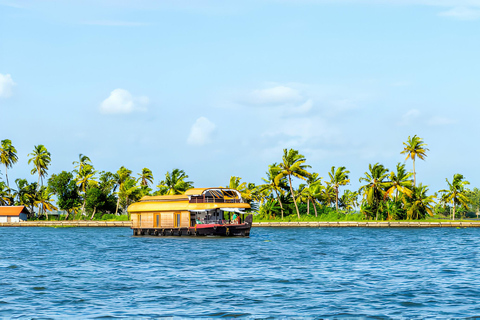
xmin=0 ymin=182 xmax=13 ymax=206
xmin=386 ymin=163 xmax=413 ymax=201
xmin=258 ymin=163 xmax=288 ymax=219
xmin=138 ymin=168 xmax=154 ymax=186
xmin=400 ymin=135 xmax=428 ymax=187
xmin=328 ymin=166 xmax=350 ymax=211
xmin=405 ymin=184 xmax=435 ymax=219
xmin=76 ymin=164 xmax=98 ymax=215
xmin=115 ymin=166 xmax=132 ymax=215
xmin=309 ymin=183 xmax=324 ymax=217
xmin=28 ymin=145 xmax=51 ymax=187
xmin=340 ymin=190 xmax=359 ymax=212
xmin=295 ymin=183 xmax=310 ymax=215
xmin=275 ymin=149 xmax=311 ymax=219
xmin=157 ymin=169 xmax=194 ymax=195
xmin=358 ymin=163 xmax=390 ymax=220
xmin=321 ymin=184 xmax=336 ymax=207
xmin=439 ymin=174 xmax=471 ymax=220
xmin=72 ymin=154 xmax=91 ymax=172
xmin=36 ymin=186 xmax=58 ymax=220
xmin=0 ymin=139 xmax=18 ymax=188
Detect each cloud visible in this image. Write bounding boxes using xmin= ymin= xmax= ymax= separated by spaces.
xmin=427 ymin=116 xmax=457 ymax=126
xmin=99 ymin=89 xmax=149 ymax=114
xmin=187 ymin=117 xmax=216 ymax=146
xmin=0 ymin=73 xmax=15 ymax=98
xmin=398 ymin=109 xmax=420 ymax=126
xmin=438 ymin=6 xmax=480 ymax=20
xmin=248 ymin=86 xmax=303 ymax=105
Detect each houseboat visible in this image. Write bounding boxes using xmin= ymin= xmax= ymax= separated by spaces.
xmin=127 ymin=188 xmax=253 ymax=237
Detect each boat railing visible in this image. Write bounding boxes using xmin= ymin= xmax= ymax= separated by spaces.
xmin=189 ymin=197 xmax=243 ymax=204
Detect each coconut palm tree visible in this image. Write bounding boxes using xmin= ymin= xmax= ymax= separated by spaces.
xmin=321 ymin=184 xmax=336 ymax=207
xmin=295 ymin=183 xmax=310 ymax=215
xmin=439 ymin=174 xmax=471 ymax=220
xmin=405 ymin=184 xmax=436 ymax=219
xmin=340 ymin=189 xmax=359 ymax=212
xmin=0 ymin=182 xmax=13 ymax=206
xmin=275 ymin=149 xmax=311 ymax=219
xmin=258 ymin=163 xmax=288 ymax=219
xmin=72 ymin=154 xmax=91 ymax=172
xmin=138 ymin=168 xmax=154 ymax=186
xmin=157 ymin=169 xmax=194 ymax=195
xmin=328 ymin=166 xmax=350 ymax=211
xmin=76 ymin=164 xmax=98 ymax=215
xmin=36 ymin=186 xmax=58 ymax=220
xmin=309 ymin=183 xmax=324 ymax=217
xmin=0 ymin=139 xmax=18 ymax=188
xmin=400 ymin=135 xmax=428 ymax=187
xmin=386 ymin=163 xmax=413 ymax=201
xmin=28 ymin=145 xmax=51 ymax=187
xmin=115 ymin=166 xmax=132 ymax=215
xmin=358 ymin=163 xmax=390 ymax=220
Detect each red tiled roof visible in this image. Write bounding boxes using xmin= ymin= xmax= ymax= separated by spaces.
xmin=0 ymin=206 xmax=29 ymax=216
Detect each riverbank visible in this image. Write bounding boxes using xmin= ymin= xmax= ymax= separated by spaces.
xmin=1 ymin=220 xmax=480 ymax=227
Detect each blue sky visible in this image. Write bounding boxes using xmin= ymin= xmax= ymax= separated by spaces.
xmin=1 ymin=0 xmax=479 ymax=193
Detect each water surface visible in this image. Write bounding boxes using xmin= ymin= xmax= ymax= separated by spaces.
xmin=1 ymin=227 xmax=480 ymax=318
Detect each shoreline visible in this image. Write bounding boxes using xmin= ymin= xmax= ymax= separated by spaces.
xmin=1 ymin=221 xmax=480 ymax=228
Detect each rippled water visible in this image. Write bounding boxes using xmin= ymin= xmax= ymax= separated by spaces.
xmin=1 ymin=227 xmax=480 ymax=318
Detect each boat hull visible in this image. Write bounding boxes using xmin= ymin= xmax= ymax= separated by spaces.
xmin=132 ymin=223 xmax=251 ymax=237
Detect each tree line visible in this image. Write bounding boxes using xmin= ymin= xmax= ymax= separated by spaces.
xmin=0 ymin=136 xmax=477 ymax=221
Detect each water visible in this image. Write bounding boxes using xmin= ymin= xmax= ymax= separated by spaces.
xmin=1 ymin=227 xmax=480 ymax=318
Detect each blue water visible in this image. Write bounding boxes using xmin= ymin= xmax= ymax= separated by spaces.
xmin=1 ymin=227 xmax=480 ymax=318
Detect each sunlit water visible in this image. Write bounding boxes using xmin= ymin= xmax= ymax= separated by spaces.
xmin=1 ymin=226 xmax=480 ymax=318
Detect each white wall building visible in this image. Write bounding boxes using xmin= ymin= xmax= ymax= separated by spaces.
xmin=0 ymin=206 xmax=29 ymax=222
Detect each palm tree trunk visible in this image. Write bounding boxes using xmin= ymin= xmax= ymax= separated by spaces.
xmin=273 ymin=189 xmax=284 ymax=219
xmin=307 ymin=199 xmax=310 ymax=215
xmin=5 ymin=166 xmax=9 ymax=188
xmin=115 ymin=196 xmax=120 ymax=215
xmin=311 ymin=199 xmax=318 ymax=217
xmin=289 ymin=175 xmax=301 ymax=219
xmin=90 ymin=207 xmax=96 ymax=220
xmin=335 ymin=187 xmax=339 ymax=211
xmin=65 ymin=210 xmax=70 ymax=220
xmin=452 ymin=202 xmax=456 ymax=220
xmin=413 ymin=158 xmax=416 ymax=187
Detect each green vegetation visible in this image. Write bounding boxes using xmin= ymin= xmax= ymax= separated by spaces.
xmin=0 ymin=136 xmax=476 ymax=221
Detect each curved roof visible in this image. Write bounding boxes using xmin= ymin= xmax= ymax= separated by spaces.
xmin=128 ymin=201 xmax=250 ymax=213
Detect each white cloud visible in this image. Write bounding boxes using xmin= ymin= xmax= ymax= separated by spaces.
xmin=99 ymin=88 xmax=149 ymax=114
xmin=438 ymin=6 xmax=480 ymax=20
xmin=0 ymin=73 xmax=15 ymax=98
xmin=398 ymin=109 xmax=420 ymax=126
xmin=187 ymin=117 xmax=216 ymax=146
xmin=248 ymin=86 xmax=303 ymax=105
xmin=286 ymin=99 xmax=313 ymax=115
xmin=427 ymin=116 xmax=457 ymax=126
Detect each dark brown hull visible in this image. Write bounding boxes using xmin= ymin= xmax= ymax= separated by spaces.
xmin=132 ymin=223 xmax=251 ymax=237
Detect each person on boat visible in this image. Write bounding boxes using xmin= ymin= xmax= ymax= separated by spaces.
xmin=231 ymin=213 xmax=241 ymax=224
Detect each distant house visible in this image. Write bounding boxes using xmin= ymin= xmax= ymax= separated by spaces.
xmin=0 ymin=206 xmax=29 ymax=222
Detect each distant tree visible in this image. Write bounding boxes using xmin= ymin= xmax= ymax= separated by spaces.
xmin=36 ymin=186 xmax=58 ymax=220
xmin=328 ymin=166 xmax=350 ymax=211
xmin=48 ymin=171 xmax=81 ymax=220
xmin=0 ymin=139 xmax=18 ymax=187
xmin=72 ymin=154 xmax=91 ymax=172
xmin=439 ymin=174 xmax=471 ymax=220
xmin=358 ymin=163 xmax=390 ymax=220
xmin=275 ymin=149 xmax=311 ymax=219
xmin=405 ymin=184 xmax=435 ymax=219
xmin=339 ymin=189 xmax=359 ymax=212
xmin=386 ymin=163 xmax=413 ymax=201
xmin=400 ymin=135 xmax=428 ymax=187
xmin=75 ymin=164 xmax=98 ymax=215
xmin=114 ymin=166 xmax=132 ymax=215
xmin=138 ymin=168 xmax=154 ymax=187
xmin=0 ymin=182 xmax=13 ymax=206
xmin=28 ymin=145 xmax=51 ymax=187
xmin=156 ymin=169 xmax=194 ymax=195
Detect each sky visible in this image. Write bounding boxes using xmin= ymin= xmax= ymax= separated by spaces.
xmin=1 ymin=0 xmax=480 ymax=193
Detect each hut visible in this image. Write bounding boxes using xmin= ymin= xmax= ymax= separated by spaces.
xmin=0 ymin=206 xmax=29 ymax=222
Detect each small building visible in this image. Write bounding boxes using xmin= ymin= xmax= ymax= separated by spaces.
xmin=0 ymin=206 xmax=29 ymax=222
